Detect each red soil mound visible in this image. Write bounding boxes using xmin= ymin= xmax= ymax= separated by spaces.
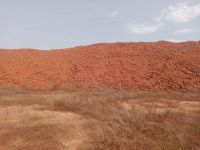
xmin=0 ymin=41 xmax=200 ymax=91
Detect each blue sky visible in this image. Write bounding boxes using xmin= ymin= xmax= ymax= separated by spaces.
xmin=0 ymin=0 xmax=200 ymax=49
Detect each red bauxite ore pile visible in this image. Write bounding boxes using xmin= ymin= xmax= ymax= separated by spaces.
xmin=0 ymin=41 xmax=200 ymax=91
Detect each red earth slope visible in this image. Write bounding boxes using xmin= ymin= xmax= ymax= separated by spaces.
xmin=0 ymin=41 xmax=200 ymax=91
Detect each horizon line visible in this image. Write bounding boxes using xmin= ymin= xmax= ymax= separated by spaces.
xmin=0 ymin=40 xmax=199 ymax=51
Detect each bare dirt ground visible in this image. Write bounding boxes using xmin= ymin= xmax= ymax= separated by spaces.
xmin=0 ymin=87 xmax=200 ymax=150
xmin=0 ymin=105 xmax=88 ymax=150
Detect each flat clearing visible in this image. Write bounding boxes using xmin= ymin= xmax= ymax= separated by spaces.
xmin=0 ymin=87 xmax=200 ymax=150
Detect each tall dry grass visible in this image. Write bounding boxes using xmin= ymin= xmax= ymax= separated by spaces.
xmin=51 ymin=89 xmax=200 ymax=150
xmin=0 ymin=87 xmax=200 ymax=149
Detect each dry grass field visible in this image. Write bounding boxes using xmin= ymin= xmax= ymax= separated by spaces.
xmin=0 ymin=87 xmax=200 ymax=150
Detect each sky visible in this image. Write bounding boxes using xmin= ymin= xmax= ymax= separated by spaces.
xmin=0 ymin=0 xmax=200 ymax=49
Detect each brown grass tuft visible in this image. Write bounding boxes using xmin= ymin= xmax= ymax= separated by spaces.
xmin=0 ymin=88 xmax=200 ymax=150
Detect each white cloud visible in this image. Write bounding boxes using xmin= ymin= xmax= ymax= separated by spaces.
xmin=173 ymin=28 xmax=192 ymax=34
xmin=158 ymin=2 xmax=200 ymax=23
xmin=111 ymin=11 xmax=119 ymax=17
xmin=127 ymin=23 xmax=162 ymax=35
xmin=126 ymin=1 xmax=200 ymax=36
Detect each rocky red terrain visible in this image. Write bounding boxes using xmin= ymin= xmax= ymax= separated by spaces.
xmin=0 ymin=41 xmax=200 ymax=91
